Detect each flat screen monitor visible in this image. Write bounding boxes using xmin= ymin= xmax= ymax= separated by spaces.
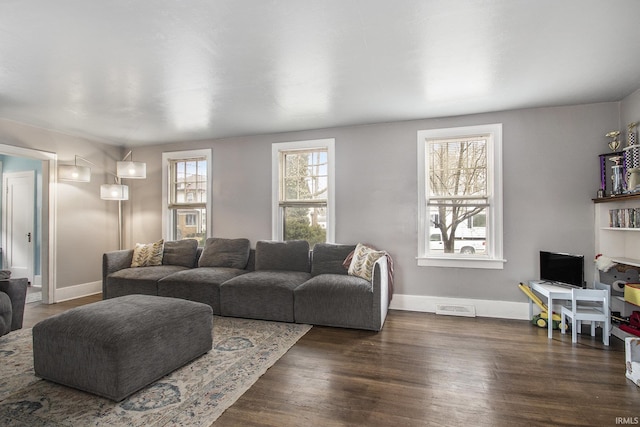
xmin=539 ymin=251 xmax=585 ymax=288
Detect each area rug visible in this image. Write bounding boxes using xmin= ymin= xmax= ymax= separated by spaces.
xmin=0 ymin=316 xmax=311 ymax=426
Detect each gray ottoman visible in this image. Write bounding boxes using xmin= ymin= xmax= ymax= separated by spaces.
xmin=32 ymin=294 xmax=213 ymax=401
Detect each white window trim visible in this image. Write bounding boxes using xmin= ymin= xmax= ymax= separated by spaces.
xmin=417 ymin=124 xmax=505 ymax=269
xmin=272 ymin=138 xmax=335 ymax=243
xmin=162 ymin=149 xmax=212 ymax=241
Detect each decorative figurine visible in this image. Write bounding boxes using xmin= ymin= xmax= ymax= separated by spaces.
xmin=607 ymin=130 xmax=621 ymax=151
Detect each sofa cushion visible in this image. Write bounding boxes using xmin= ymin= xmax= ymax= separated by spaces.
xmin=348 ymin=243 xmax=385 ymax=281
xmin=162 ymin=239 xmax=199 ymax=268
xmin=255 ymin=240 xmax=309 ymax=272
xmin=105 ymin=265 xmax=189 ymax=298
xmin=158 ymin=267 xmax=248 ymax=315
xmin=198 ymin=238 xmax=250 ymax=269
xmin=131 ymin=239 xmax=164 ymax=267
xmin=311 ymin=243 xmax=356 ymax=276
xmin=220 ymin=270 xmax=311 ymax=322
xmin=294 ymin=274 xmax=375 ymax=330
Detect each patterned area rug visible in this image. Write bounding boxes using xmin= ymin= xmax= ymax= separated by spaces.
xmin=0 ymin=316 xmax=311 ymax=426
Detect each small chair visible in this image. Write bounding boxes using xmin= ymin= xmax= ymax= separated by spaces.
xmin=561 ymin=288 xmax=610 ymax=346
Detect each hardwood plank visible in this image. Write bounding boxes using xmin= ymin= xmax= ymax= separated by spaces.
xmin=20 ymin=300 xmax=639 ymax=426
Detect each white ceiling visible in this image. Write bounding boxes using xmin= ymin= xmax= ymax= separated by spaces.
xmin=2 ymin=0 xmax=640 ymax=147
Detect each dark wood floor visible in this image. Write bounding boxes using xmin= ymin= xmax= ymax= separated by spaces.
xmin=22 ymin=293 xmax=102 ymax=328
xmin=24 ymin=297 xmax=639 ymax=426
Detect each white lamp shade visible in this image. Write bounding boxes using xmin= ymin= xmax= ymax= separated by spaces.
xmin=117 ymin=161 xmax=146 ymax=179
xmin=100 ymin=184 xmax=129 ymax=200
xmin=58 ymin=165 xmax=91 ymax=182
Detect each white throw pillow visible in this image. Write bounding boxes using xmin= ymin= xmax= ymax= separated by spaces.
xmin=348 ymin=243 xmax=385 ymax=281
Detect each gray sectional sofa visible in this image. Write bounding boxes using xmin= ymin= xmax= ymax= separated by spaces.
xmin=103 ymin=238 xmax=391 ymax=331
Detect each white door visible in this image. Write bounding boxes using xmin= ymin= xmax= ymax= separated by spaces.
xmin=3 ymin=171 xmax=35 ymax=283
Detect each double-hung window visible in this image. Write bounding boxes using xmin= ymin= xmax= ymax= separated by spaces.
xmin=162 ymin=149 xmax=212 ymax=246
xmin=417 ymin=124 xmax=504 ymax=269
xmin=272 ymin=138 xmax=335 ymax=248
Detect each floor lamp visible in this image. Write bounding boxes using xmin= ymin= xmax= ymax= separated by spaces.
xmin=100 ymin=181 xmax=128 ymax=250
xmin=59 ymin=152 xmax=146 ymax=250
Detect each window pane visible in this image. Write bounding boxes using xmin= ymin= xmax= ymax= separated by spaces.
xmin=428 ymin=137 xmax=487 ymax=197
xmin=428 ymin=205 xmax=486 ymax=255
xmin=283 ymin=206 xmax=326 ymax=248
xmin=171 ymin=158 xmax=207 ymax=206
xmin=282 ymin=150 xmax=328 ymax=202
xmin=172 ymin=208 xmax=207 ymax=246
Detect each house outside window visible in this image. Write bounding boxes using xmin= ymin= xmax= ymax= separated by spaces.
xmin=272 ymin=139 xmax=335 ymax=248
xmin=417 ymin=124 xmax=504 ymax=269
xmin=184 ymin=213 xmax=197 ymax=226
xmin=162 ymin=149 xmax=212 ymax=246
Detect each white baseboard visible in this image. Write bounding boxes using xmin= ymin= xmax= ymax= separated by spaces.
xmin=54 ymin=280 xmax=102 ymax=303
xmin=389 ymin=294 xmax=530 ymax=320
xmin=33 ymin=275 xmax=42 ymax=287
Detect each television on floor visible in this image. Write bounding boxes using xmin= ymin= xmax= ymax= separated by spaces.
xmin=539 ymin=251 xmax=585 ymax=288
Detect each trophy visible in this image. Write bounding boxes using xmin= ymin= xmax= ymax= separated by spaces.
xmin=628 ymin=122 xmax=638 ymax=146
xmin=610 ymin=155 xmax=626 ymax=195
xmin=625 ymin=122 xmax=640 ymax=192
xmin=606 ymin=130 xmax=621 ymax=151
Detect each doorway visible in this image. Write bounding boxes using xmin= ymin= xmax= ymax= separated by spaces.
xmin=3 ymin=170 xmax=36 ymax=284
xmin=0 ymin=144 xmax=55 ymax=304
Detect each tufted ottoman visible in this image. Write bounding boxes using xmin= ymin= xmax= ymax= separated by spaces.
xmin=32 ymin=294 xmax=213 ymax=401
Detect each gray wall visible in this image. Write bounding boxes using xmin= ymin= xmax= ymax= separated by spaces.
xmin=622 ymin=88 xmax=640 ymax=130
xmin=125 ymin=102 xmax=618 ymax=304
xmin=0 ymin=98 xmax=632 ymax=303
xmin=0 ymin=119 xmax=123 ymax=289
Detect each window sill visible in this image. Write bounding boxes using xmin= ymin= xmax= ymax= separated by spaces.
xmin=417 ymin=256 xmax=506 ymax=269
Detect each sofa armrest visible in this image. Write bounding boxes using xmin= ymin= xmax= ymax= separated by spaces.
xmin=371 ymin=256 xmax=390 ymax=330
xmin=0 ymin=278 xmax=28 ymax=331
xmin=102 ymin=250 xmax=134 ymax=297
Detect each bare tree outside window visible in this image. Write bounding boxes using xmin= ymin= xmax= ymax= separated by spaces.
xmin=428 ymin=136 xmax=488 ymax=254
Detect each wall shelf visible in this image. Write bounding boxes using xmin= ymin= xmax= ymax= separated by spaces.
xmin=594 ymin=193 xmax=640 ymax=265
xmin=611 ymin=257 xmax=640 ymax=268
xmin=594 ymin=194 xmax=640 ymax=342
xmin=593 ymin=193 xmax=640 ymax=203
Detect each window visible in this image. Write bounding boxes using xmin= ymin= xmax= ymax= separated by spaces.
xmin=272 ymin=139 xmax=335 ymax=248
xmin=162 ymin=149 xmax=212 ymax=246
xmin=417 ymin=124 xmax=504 ymax=269
xmin=184 ymin=213 xmax=197 ymax=226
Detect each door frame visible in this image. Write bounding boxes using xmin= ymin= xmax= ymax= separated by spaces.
xmin=3 ymin=170 xmax=36 ymax=284
xmin=0 ymin=144 xmax=56 ymax=304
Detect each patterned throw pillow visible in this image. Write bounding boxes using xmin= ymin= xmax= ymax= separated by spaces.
xmin=347 ymin=243 xmax=385 ymax=281
xmin=131 ymin=239 xmax=164 ymax=267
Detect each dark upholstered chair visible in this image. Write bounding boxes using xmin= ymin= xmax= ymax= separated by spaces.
xmin=0 ymin=278 xmax=28 ymax=336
